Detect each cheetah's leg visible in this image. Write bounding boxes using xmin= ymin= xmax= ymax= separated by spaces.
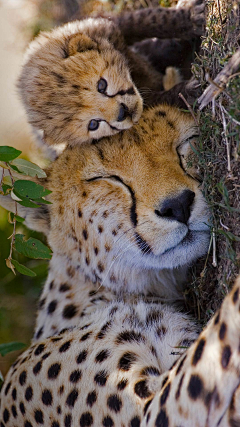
xmin=113 ymin=0 xmax=205 ymax=45
xmin=142 ymin=276 xmax=240 ymax=427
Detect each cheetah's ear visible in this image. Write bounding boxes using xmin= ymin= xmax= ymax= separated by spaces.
xmin=68 ymin=33 xmax=98 ymax=56
xmin=0 ymin=195 xmax=50 ymax=236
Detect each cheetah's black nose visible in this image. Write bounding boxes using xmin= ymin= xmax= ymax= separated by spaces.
xmin=155 ymin=190 xmax=195 ymax=225
xmin=117 ymin=103 xmax=130 ymax=122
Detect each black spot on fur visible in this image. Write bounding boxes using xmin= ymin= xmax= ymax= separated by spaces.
xmin=116 ymin=330 xmax=144 ymax=344
xmin=83 ymin=229 xmax=88 ymax=240
xmin=4 ymin=381 xmax=11 ymax=396
xmin=187 ymin=374 xmax=203 ymax=399
xmin=102 ymin=416 xmax=114 ymax=427
xmin=59 ymin=284 xmax=71 ymax=292
xmin=69 ymin=369 xmax=82 ymax=383
xmin=35 ymin=327 xmax=44 ymax=339
xmin=97 ymin=322 xmax=111 ymax=339
xmin=117 ymin=379 xmax=128 ymax=390
xmin=12 ymin=388 xmax=17 ymax=400
xmin=130 ymin=416 xmax=140 ymax=427
xmin=143 ymin=399 xmax=153 ymax=415
xmin=80 ymin=412 xmax=93 ymax=427
xmin=19 ymin=371 xmax=27 ymax=386
xmin=66 ymin=389 xmax=78 ymax=407
xmin=35 ymin=344 xmax=45 ymax=356
xmin=160 ymin=383 xmax=171 ymax=406
xmin=86 ymin=390 xmax=97 ymax=407
xmin=107 ymin=394 xmax=122 ymax=413
xmin=64 ymin=415 xmax=72 ymax=427
xmin=42 ymin=389 xmax=53 ymax=406
xmin=221 ymin=345 xmax=232 ymax=369
xmin=11 ymin=405 xmax=17 ymax=418
xmin=62 ymin=304 xmax=78 ymax=319
xmin=141 ymin=366 xmax=160 ymax=376
xmin=52 ymin=422 xmax=60 ymax=427
xmin=233 ymin=288 xmax=239 ymax=303
xmin=192 ymin=338 xmax=206 ymax=366
xmin=77 ymin=350 xmax=88 ymax=364
xmin=155 ymin=409 xmax=169 ymax=427
xmin=59 ymin=340 xmax=71 ymax=353
xmin=156 ymin=110 xmax=166 ymax=117
xmin=48 ymin=300 xmax=57 ymax=314
xmin=118 ymin=352 xmax=137 ymax=371
xmin=39 ymin=298 xmax=46 ymax=309
xmin=33 ymin=361 xmax=42 ymax=375
xmin=81 ymin=332 xmax=92 ymax=341
xmin=95 ymin=349 xmax=110 ymax=363
xmin=3 ymin=409 xmax=9 ymax=423
xmin=219 ymin=322 xmax=227 ymax=340
xmin=19 ymin=402 xmax=25 ymax=415
xmin=24 ymin=422 xmax=33 ymax=427
xmin=25 ymin=386 xmax=33 ymax=401
xmin=34 ymin=409 xmax=44 ymax=424
xmin=167 ymin=120 xmax=175 ymax=129
xmin=78 ymin=209 xmax=82 ymax=218
xmin=48 ymin=363 xmax=61 ymax=379
xmin=94 ymin=370 xmax=108 ymax=386
xmin=134 ymin=380 xmax=151 ymax=399
xmin=214 ymin=313 xmax=220 ymax=325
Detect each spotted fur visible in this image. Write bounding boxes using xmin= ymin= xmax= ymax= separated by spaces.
xmin=18 ymin=0 xmax=205 ymax=150
xmin=0 ymin=103 xmax=223 ymax=426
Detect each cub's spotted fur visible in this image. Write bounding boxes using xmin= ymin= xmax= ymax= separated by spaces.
xmin=18 ymin=0 xmax=205 ymax=148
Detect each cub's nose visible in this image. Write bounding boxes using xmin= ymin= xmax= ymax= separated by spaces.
xmin=117 ymin=103 xmax=130 ymax=122
xmin=155 ymin=190 xmax=195 ymax=225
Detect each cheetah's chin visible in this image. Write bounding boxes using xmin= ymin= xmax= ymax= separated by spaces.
xmin=153 ymin=230 xmax=210 ymax=269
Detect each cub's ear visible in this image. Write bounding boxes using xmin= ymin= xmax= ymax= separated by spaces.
xmin=68 ymin=33 xmax=97 ymax=56
xmin=0 ymin=195 xmax=50 ymax=236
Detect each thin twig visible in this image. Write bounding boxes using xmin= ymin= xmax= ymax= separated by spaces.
xmin=178 ymin=92 xmax=199 ymax=126
xmin=7 ymin=167 xmax=17 ymax=260
xmin=217 ymin=0 xmax=223 ymax=29
xmin=212 ymin=228 xmax=217 ymax=267
xmin=219 ymin=102 xmax=231 ymax=172
xmin=220 ymin=104 xmax=240 ymax=126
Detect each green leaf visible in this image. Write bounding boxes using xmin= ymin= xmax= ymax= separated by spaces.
xmin=0 ymin=146 xmax=22 ymax=162
xmin=13 ymin=180 xmax=51 ymax=200
xmin=11 ymin=259 xmax=37 ymax=277
xmin=0 ymin=342 xmax=26 ymax=357
xmin=33 ymin=198 xmax=52 ymax=205
xmin=15 ymin=234 xmax=52 ymax=259
xmin=1 ymin=184 xmax=12 ymax=195
xmin=17 ymin=199 xmax=41 ymax=208
xmin=10 ymin=159 xmax=47 ymax=178
xmin=9 ymin=212 xmax=25 ymax=223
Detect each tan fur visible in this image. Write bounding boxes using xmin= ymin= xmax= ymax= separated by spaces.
xmin=1 ymin=103 xmax=240 ymax=426
xmin=18 ymin=0 xmax=205 ymax=148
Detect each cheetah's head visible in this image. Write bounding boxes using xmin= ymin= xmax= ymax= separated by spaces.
xmin=7 ymin=105 xmax=210 ymax=294
xmin=18 ymin=20 xmax=143 ymax=148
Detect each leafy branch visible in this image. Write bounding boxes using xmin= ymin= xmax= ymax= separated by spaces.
xmin=0 ymin=146 xmax=52 ymax=277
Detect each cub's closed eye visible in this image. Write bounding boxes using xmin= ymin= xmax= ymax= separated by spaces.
xmin=88 ymin=119 xmax=100 ymax=131
xmin=98 ymin=78 xmax=107 ymax=94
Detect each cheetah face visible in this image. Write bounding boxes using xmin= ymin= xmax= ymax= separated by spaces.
xmin=45 ymin=105 xmax=210 ymax=292
xmin=18 ymin=22 xmax=143 ymax=147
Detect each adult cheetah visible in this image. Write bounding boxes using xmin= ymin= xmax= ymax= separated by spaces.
xmin=4 ymin=103 xmax=238 ymax=426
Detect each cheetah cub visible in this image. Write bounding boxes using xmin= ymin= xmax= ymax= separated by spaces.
xmin=18 ymin=0 xmax=205 ymax=149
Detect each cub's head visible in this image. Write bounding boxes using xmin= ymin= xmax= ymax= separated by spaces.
xmin=18 ymin=19 xmax=143 ymax=148
xmin=12 ymin=105 xmax=210 ymax=295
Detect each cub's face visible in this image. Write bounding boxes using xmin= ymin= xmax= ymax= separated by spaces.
xmin=18 ymin=22 xmax=143 ymax=147
xmin=44 ymin=105 xmax=210 ymax=292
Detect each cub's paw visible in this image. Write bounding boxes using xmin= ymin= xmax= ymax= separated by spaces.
xmin=184 ymin=78 xmax=202 ymax=105
xmin=177 ymin=0 xmax=205 ymax=37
